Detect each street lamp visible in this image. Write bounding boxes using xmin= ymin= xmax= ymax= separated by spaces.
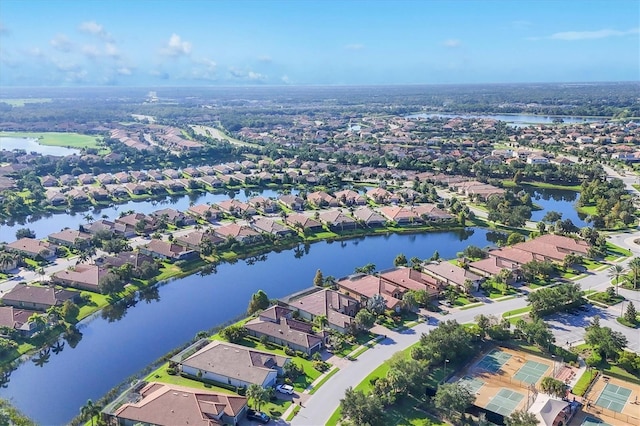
xmin=442 ymin=359 xmax=450 ymax=384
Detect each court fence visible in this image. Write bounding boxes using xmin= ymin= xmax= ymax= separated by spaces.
xmin=582 ymin=402 xmax=640 ymax=425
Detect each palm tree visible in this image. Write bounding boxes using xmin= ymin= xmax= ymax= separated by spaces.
xmin=28 ymin=313 xmax=46 ymax=332
xmin=0 ymin=253 xmax=16 ymax=272
xmin=628 ymin=257 xmax=640 ymax=290
xmin=246 ymin=384 xmax=263 ymax=410
xmin=608 ymin=264 xmax=625 ymax=296
xmin=80 ymin=399 xmax=99 ymax=426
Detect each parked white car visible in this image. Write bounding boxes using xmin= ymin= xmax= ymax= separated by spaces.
xmin=276 ymin=384 xmax=294 ymax=395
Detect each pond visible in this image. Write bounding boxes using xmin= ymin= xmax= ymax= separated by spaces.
xmin=0 ymin=188 xmax=289 ymax=241
xmin=407 ymin=113 xmax=596 ymax=126
xmin=519 ymin=187 xmax=587 ymax=228
xmin=0 ymin=228 xmax=497 ymax=424
xmin=0 ymin=137 xmax=80 ymax=156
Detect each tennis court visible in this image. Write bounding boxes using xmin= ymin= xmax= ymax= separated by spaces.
xmin=485 ymin=388 xmax=524 ymax=416
xmin=595 ymin=383 xmax=632 ymax=413
xmin=513 ymin=360 xmax=549 ymax=384
xmin=581 ymin=417 xmax=611 ymax=426
xmin=457 ymin=376 xmax=484 ymax=394
xmin=475 ymin=349 xmax=512 ymax=373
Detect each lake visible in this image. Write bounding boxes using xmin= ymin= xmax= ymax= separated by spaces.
xmin=407 ymin=113 xmax=596 ymax=126
xmin=0 ymin=228 xmax=496 ymax=424
xmin=0 ymin=188 xmax=288 ymax=241
xmin=520 ymin=187 xmax=587 ymax=228
xmin=0 ymin=137 xmax=80 ymax=156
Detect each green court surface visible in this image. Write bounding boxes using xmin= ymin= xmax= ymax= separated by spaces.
xmin=485 ymin=388 xmax=524 ymax=416
xmin=513 ymin=360 xmax=549 ymax=384
xmin=581 ymin=417 xmax=611 ymax=426
xmin=595 ymin=383 xmax=632 ymax=413
xmin=457 ymin=376 xmax=484 ymax=394
xmin=475 ymin=349 xmax=512 ymax=373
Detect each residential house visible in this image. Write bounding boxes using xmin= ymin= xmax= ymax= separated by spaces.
xmin=251 ymin=217 xmax=295 ymax=238
xmin=509 ymin=234 xmax=590 ymax=263
xmin=82 ymin=219 xmax=136 ymax=238
xmin=113 ymin=171 xmax=130 ymax=183
xmin=175 ymin=340 xmax=290 ymax=388
xmin=41 ymin=175 xmax=59 ymax=187
xmin=124 ymin=182 xmax=146 ymax=196
xmin=214 ymin=224 xmax=262 ymax=244
xmin=285 ymin=213 xmax=324 ymax=233
xmin=151 ymin=208 xmax=195 ymax=227
xmin=244 ymin=306 xmax=324 ymax=355
xmin=115 ymin=213 xmax=157 ymax=235
xmin=77 ymin=173 xmax=95 ymax=185
xmin=1 ymin=283 xmax=79 ymax=311
xmin=318 ymin=210 xmax=358 ymax=232
xmin=98 ymin=251 xmax=155 ymax=269
xmin=6 ymin=238 xmax=58 ymax=261
xmin=139 ymin=239 xmax=198 ymax=262
xmin=66 ymin=188 xmax=90 ymax=204
xmin=379 ymin=206 xmax=421 ymax=225
xmin=48 ymin=228 xmax=92 ymax=250
xmin=306 ymin=191 xmax=339 ymax=208
xmin=412 ymin=204 xmax=454 ymax=222
xmin=379 ymin=267 xmax=443 ymax=298
xmin=52 ymin=264 xmax=109 ymax=292
xmin=216 ymin=199 xmax=256 ymax=217
xmin=469 ymin=256 xmax=522 ymax=283
xmin=278 ymin=194 xmax=305 ymax=211
xmin=109 ymin=382 xmax=247 ymax=426
xmin=174 ymin=230 xmax=224 ymax=252
xmin=45 ymin=190 xmax=66 ymax=206
xmin=366 ymin=187 xmax=397 ymax=204
xmin=0 ymin=306 xmax=37 ymax=336
xmin=422 ymin=262 xmax=483 ymax=292
xmin=248 ymin=196 xmax=278 ymax=213
xmin=352 ymin=206 xmax=387 ymax=227
xmin=336 ymin=274 xmax=404 ymax=311
xmin=285 ymin=288 xmax=359 ymax=333
xmin=187 ymin=204 xmax=221 ymax=223
xmin=334 ymin=189 xmax=367 ymax=206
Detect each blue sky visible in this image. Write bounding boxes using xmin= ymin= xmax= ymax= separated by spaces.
xmin=0 ymin=0 xmax=638 ymax=86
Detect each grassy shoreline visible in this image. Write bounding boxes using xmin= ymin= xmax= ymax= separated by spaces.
xmin=0 ymin=131 xmax=101 ymax=149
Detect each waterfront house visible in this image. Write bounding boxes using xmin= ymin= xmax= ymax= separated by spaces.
xmin=115 ymin=213 xmax=157 ymax=235
xmin=285 ymin=288 xmax=359 ymax=334
xmin=336 ymin=274 xmax=404 ymax=311
xmin=216 ymin=199 xmax=256 ymax=217
xmin=352 ymin=206 xmax=387 ymax=227
xmin=244 ymin=306 xmax=324 ymax=355
xmin=334 ymin=189 xmax=367 ymax=206
xmin=109 ymin=382 xmax=247 ymax=426
xmin=379 ymin=206 xmax=421 ymax=225
xmin=422 ymin=261 xmax=483 ymax=292
xmin=366 ymin=187 xmax=398 ymax=204
xmin=0 ymin=306 xmax=37 ymax=336
xmin=214 ymin=224 xmax=262 ymax=244
xmin=175 ymin=340 xmax=290 ymax=389
xmin=250 ymin=217 xmax=295 ymax=238
xmin=469 ymin=256 xmax=522 ymax=283
xmin=1 ymin=284 xmax=79 ymax=311
xmin=97 ymin=251 xmax=155 ymax=269
xmin=52 ymin=264 xmax=108 ymax=292
xmin=379 ymin=267 xmax=444 ymax=298
xmin=412 ymin=204 xmax=454 ymax=222
xmin=6 ymin=238 xmax=58 ymax=261
xmin=150 ymin=208 xmax=195 ymax=227
xmin=306 ymin=191 xmax=339 ymax=208
xmin=248 ymin=196 xmax=278 ymax=213
xmin=139 ymin=239 xmax=198 ymax=262
xmin=318 ymin=210 xmax=358 ymax=232
xmin=174 ymin=230 xmax=224 ymax=252
xmin=187 ymin=204 xmax=221 ymax=223
xmin=285 ymin=213 xmax=324 ymax=233
xmin=45 ymin=190 xmax=66 ymax=206
xmin=278 ymin=194 xmax=305 ymax=211
xmin=48 ymin=228 xmax=92 ymax=250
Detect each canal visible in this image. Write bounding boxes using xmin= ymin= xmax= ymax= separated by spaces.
xmin=0 ymin=228 xmax=495 ymax=424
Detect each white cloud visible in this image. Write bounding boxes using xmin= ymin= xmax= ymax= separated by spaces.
xmin=161 ymin=33 xmax=192 ymax=56
xmin=443 ymin=39 xmax=461 ymax=48
xmin=82 ymin=44 xmax=101 ymax=59
xmin=79 ymin=21 xmax=111 ymax=41
xmin=248 ymin=71 xmax=266 ymax=81
xmin=117 ymin=67 xmax=132 ymax=75
xmin=105 ymin=43 xmax=119 ymax=57
xmin=531 ymin=27 xmax=639 ymax=41
xmin=281 ymin=75 xmax=291 ymax=84
xmin=258 ymin=55 xmax=272 ymax=63
xmin=50 ymin=34 xmax=73 ymax=52
xmin=344 ymin=43 xmax=365 ymax=50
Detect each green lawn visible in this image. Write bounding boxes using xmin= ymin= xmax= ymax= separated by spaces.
xmin=572 ymin=369 xmax=598 ymax=396
xmin=308 ymin=367 xmax=339 ymax=395
xmin=327 ymin=342 xmax=449 ymax=426
xmin=578 ymin=205 xmax=597 ymax=216
xmin=605 ymin=242 xmax=630 ymax=260
xmin=0 ymin=98 xmax=51 ymax=106
xmin=502 ymin=306 xmax=531 ymax=318
xmin=0 ymin=131 xmax=101 ymax=148
xmin=588 ymin=291 xmax=625 ymax=306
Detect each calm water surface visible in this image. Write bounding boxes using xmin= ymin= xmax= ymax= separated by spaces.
xmin=0 ymin=228 xmax=495 ymax=424
xmin=521 ymin=187 xmax=587 ymax=228
xmin=407 ymin=113 xmax=596 ymax=125
xmin=0 ymin=137 xmax=80 ymax=156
